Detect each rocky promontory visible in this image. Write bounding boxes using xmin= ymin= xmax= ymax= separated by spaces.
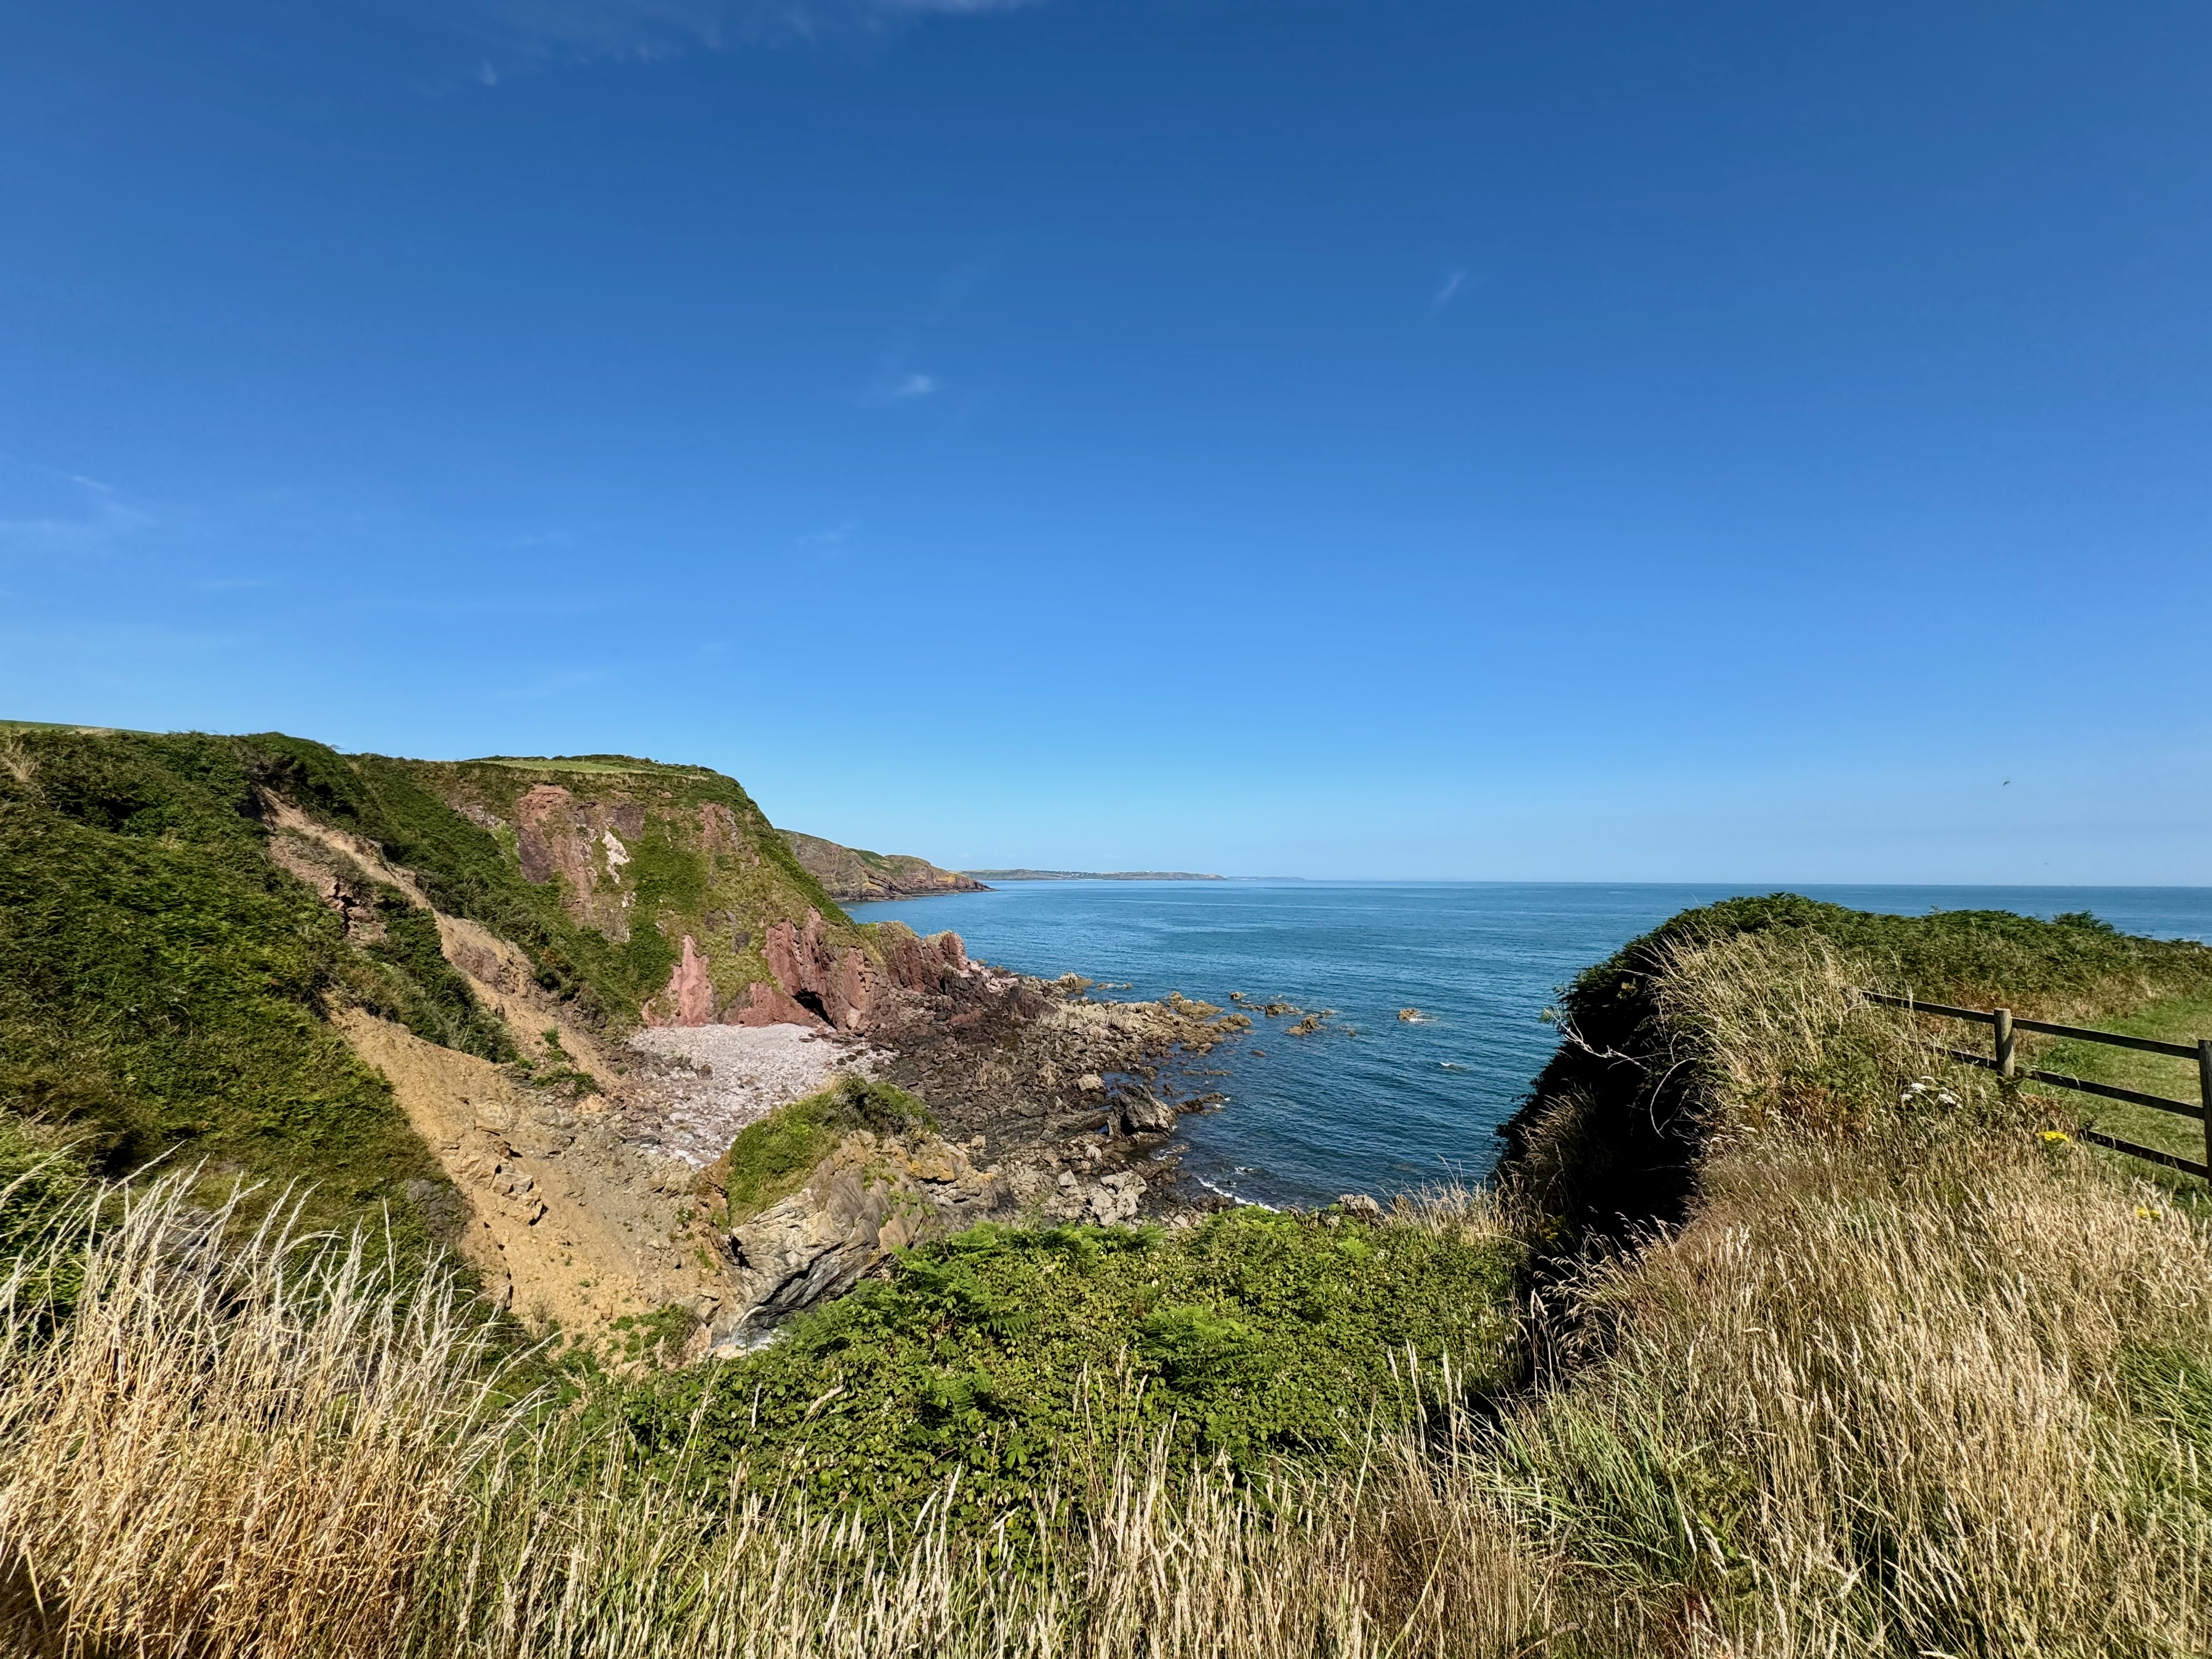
xmin=778 ymin=830 xmax=989 ymax=903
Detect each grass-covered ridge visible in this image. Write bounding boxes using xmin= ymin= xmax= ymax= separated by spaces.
xmin=1509 ymin=892 xmax=2212 ymax=1234
xmin=0 ymin=728 xmax=460 ymax=1233
xmin=1488 ymin=896 xmax=2212 ymax=1650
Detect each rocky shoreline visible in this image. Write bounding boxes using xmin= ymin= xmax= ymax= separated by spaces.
xmin=609 ymin=936 xmax=1252 ymax=1349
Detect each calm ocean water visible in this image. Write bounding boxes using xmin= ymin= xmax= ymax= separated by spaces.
xmin=853 ymin=882 xmax=2212 ymax=1210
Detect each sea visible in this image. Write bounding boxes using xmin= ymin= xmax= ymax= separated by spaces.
xmin=850 ymin=882 xmax=2212 ymax=1211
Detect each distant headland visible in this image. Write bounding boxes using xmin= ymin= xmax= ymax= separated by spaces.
xmin=963 ymin=868 xmax=1226 ymax=882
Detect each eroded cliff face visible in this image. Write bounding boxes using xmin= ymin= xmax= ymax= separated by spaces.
xmin=391 ymin=761 xmax=975 ymax=1039
xmin=268 ymin=752 xmax=1242 ymax=1346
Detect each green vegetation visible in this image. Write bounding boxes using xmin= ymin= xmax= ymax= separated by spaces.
xmin=0 ymin=729 xmax=453 ymax=1231
xmin=477 ymin=755 xmax=662 ymax=775
xmin=356 ymin=895 xmax=516 ymax=1063
xmin=709 ymin=1076 xmax=934 ymax=1224
xmin=1567 ymin=893 xmax=2209 ymax=1022
xmin=2028 ymin=989 xmax=2212 ymax=1177
xmin=618 ymin=1200 xmax=1519 ymax=1528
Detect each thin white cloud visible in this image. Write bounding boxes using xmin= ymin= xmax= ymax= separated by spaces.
xmin=1429 ymin=269 xmax=1467 ymax=314
xmin=431 ymin=0 xmax=1043 ymax=63
xmin=862 ymin=371 xmax=939 ymax=405
xmin=493 ymin=667 xmax=616 ymax=701
xmin=797 ymin=520 xmax=858 ymax=548
xmin=926 ymin=244 xmax=1006 ymax=324
xmin=0 ymin=497 xmax=156 ymax=560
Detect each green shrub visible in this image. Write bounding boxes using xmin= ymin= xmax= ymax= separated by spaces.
xmin=616 ymin=1204 xmax=1519 ymax=1530
xmin=712 ymin=1076 xmax=933 ymax=1223
xmin=359 ymin=899 xmax=515 ymax=1063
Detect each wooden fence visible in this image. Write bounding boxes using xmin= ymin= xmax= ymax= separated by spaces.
xmin=1864 ymin=990 xmax=2212 ymax=1182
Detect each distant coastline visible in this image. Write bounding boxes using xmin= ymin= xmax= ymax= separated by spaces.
xmin=963 ymin=868 xmax=1226 ymax=882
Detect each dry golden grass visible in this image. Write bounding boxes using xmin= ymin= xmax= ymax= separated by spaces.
xmin=1487 ymin=930 xmax=2212 ymax=1656
xmin=0 ymin=1172 xmax=1556 ymax=1659
xmin=0 ymin=1178 xmax=524 ymax=1657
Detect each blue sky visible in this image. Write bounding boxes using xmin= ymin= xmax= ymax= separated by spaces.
xmin=4 ymin=0 xmax=2209 ymax=882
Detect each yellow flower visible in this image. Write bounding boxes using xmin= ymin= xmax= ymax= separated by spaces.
xmin=2136 ymin=1206 xmax=2157 ymax=1220
xmin=2040 ymin=1130 xmax=2070 ymax=1144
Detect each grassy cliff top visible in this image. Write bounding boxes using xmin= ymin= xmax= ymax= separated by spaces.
xmin=474 ymin=755 xmax=668 ymax=775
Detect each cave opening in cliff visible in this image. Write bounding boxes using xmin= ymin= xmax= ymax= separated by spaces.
xmin=791 ymin=988 xmax=832 ymax=1024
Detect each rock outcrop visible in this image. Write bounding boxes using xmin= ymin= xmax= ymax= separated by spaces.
xmin=712 ymin=1130 xmax=1008 ymax=1345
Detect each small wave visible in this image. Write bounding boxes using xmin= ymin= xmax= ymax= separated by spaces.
xmin=1438 ymin=1061 xmax=1469 ymax=1071
xmin=1197 ymin=1176 xmax=1281 ymax=1212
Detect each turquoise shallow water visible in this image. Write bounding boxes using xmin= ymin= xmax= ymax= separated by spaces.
xmin=853 ymin=882 xmax=2212 ymax=1210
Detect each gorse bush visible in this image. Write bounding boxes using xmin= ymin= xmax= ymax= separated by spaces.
xmin=619 ymin=1197 xmax=1521 ymax=1528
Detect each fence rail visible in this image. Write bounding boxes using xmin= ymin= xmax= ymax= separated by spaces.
xmin=1862 ymin=990 xmax=2212 ymax=1182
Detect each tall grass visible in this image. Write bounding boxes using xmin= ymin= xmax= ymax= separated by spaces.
xmin=1491 ymin=929 xmax=2212 ymax=1655
xmin=0 ymin=1171 xmax=1554 ymax=1659
xmin=0 ymin=1175 xmax=522 ymax=1656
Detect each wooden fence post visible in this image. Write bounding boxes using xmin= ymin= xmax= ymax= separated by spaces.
xmin=1994 ymin=1008 xmax=2016 ymax=1081
xmin=2199 ymin=1039 xmax=2211 ymax=1182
